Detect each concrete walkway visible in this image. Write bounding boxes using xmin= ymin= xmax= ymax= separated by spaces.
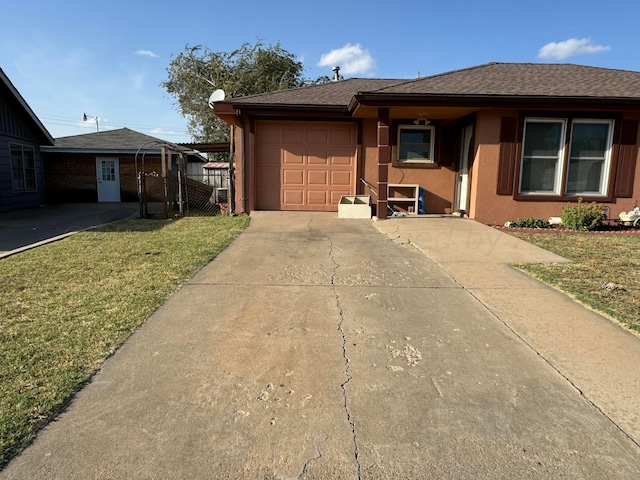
xmin=0 ymin=203 xmax=139 ymax=258
xmin=2 ymin=212 xmax=640 ymax=479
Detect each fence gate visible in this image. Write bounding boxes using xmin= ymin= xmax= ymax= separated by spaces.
xmin=137 ymin=143 xmax=231 ymax=218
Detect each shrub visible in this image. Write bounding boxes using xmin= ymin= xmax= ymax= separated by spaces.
xmin=561 ymin=198 xmax=605 ymax=231
xmin=507 ymin=217 xmax=552 ymax=228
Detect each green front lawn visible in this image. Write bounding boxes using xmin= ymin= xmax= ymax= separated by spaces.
xmin=508 ymin=231 xmax=640 ymax=333
xmin=0 ymin=215 xmax=249 ymax=467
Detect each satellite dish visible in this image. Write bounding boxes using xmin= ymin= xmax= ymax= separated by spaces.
xmin=208 ymin=89 xmax=226 ymax=109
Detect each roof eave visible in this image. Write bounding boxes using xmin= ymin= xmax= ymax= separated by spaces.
xmin=214 ymin=101 xmax=350 ymax=120
xmin=41 ymin=147 xmax=162 ymax=155
xmin=350 ymin=93 xmax=640 ymax=110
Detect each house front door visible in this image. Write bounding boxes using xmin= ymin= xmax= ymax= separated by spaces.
xmin=455 ymin=125 xmax=473 ymax=212
xmin=96 ymin=158 xmax=121 ymax=202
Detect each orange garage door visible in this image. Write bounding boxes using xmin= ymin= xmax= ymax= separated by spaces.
xmin=255 ymin=121 xmax=357 ymax=211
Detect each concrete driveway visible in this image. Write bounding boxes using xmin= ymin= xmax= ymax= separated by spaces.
xmin=2 ymin=212 xmax=640 ymax=479
xmin=0 ymin=203 xmax=139 ymax=257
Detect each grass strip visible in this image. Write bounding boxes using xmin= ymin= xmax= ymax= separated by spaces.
xmin=508 ymin=232 xmax=640 ymax=333
xmin=0 ymin=215 xmax=249 ymax=467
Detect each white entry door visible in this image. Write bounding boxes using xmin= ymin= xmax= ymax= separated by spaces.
xmin=96 ymin=158 xmax=121 ymax=202
xmin=455 ymin=125 xmax=473 ymax=212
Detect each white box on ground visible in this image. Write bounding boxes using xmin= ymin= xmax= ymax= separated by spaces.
xmin=338 ymin=195 xmax=372 ymax=218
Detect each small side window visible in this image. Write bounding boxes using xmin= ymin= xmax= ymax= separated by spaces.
xmin=397 ymin=125 xmax=435 ymax=163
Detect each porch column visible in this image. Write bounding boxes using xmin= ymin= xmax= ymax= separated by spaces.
xmin=376 ymin=108 xmax=390 ymax=219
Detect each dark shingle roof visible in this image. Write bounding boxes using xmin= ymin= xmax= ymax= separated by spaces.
xmin=51 ymin=128 xmax=173 ymax=151
xmin=370 ymin=63 xmax=640 ymax=98
xmin=219 ymin=63 xmax=640 ymax=113
xmin=225 ymin=78 xmax=408 ymax=106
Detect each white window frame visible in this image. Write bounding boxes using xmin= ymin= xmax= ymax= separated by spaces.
xmin=518 ymin=117 xmax=614 ymax=197
xmin=397 ymin=124 xmax=436 ymax=163
xmin=519 ymin=118 xmax=566 ymax=195
xmin=565 ymin=119 xmax=614 ymax=196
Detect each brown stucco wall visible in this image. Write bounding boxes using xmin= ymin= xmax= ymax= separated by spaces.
xmin=233 ymin=110 xmax=640 ymax=223
xmin=470 ymin=110 xmax=640 ymax=225
xmin=360 ymin=118 xmax=457 ymax=214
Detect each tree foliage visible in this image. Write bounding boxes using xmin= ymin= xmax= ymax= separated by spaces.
xmin=163 ymin=41 xmax=308 ymax=142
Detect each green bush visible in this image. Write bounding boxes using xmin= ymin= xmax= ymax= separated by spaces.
xmin=561 ymin=199 xmax=604 ymax=231
xmin=507 ymin=217 xmax=552 ymax=228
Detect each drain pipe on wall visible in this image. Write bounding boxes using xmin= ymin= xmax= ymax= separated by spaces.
xmin=238 ymin=113 xmax=247 ymax=214
xmin=229 ymin=124 xmax=235 ymax=214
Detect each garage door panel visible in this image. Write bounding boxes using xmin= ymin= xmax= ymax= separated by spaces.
xmin=283 ymin=189 xmax=304 ymax=205
xmin=283 ymin=169 xmax=304 ymax=186
xmin=259 ymin=167 xmax=281 ymax=185
xmin=259 ymin=127 xmax=283 ymax=145
xmin=283 ymin=128 xmax=305 ymax=144
xmin=258 ymin=146 xmax=282 ymax=167
xmin=331 ymin=129 xmax=355 ymax=145
xmin=308 ymin=170 xmax=328 ymax=186
xmin=330 ymin=190 xmax=349 ymax=205
xmin=307 ymin=129 xmax=329 ymax=145
xmin=256 ymin=121 xmax=356 ymax=211
xmin=257 ymin=188 xmax=281 ymax=210
xmin=307 ymin=190 xmax=329 ymax=205
xmin=331 ymin=170 xmax=352 ymax=186
xmin=330 ymin=151 xmax=354 ymax=165
xmin=283 ymin=148 xmax=304 ymax=165
xmin=307 ymin=148 xmax=329 ymax=165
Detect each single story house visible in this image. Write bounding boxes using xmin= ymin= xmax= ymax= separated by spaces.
xmin=42 ymin=128 xmax=207 ymax=203
xmin=0 ymin=67 xmax=54 ymax=212
xmin=212 ymin=62 xmax=640 ymax=225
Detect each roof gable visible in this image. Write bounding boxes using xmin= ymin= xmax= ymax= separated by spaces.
xmin=0 ymin=68 xmax=54 ymax=145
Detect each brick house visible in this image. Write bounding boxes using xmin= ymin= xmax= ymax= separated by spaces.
xmin=42 ymin=128 xmax=205 ymax=203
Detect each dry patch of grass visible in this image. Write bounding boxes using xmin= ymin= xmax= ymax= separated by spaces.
xmin=508 ymin=232 xmax=640 ymax=333
xmin=0 ymin=215 xmax=249 ymax=467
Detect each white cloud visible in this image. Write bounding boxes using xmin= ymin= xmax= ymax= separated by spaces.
xmin=150 ymin=127 xmax=176 ymax=136
xmin=317 ymin=43 xmax=375 ymax=76
xmin=134 ymin=50 xmax=159 ymax=58
xmin=538 ymin=38 xmax=610 ymax=60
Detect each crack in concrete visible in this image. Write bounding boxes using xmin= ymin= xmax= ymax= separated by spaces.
xmin=328 ymin=237 xmax=362 ymax=479
xmin=297 ymin=435 xmax=328 ymax=480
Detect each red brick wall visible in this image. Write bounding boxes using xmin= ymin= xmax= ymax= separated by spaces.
xmin=43 ymin=154 xmax=163 ymax=203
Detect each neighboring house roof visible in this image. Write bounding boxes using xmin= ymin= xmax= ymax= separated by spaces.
xmin=215 ymin=63 xmax=640 ymax=115
xmin=0 ymin=67 xmax=54 ymax=145
xmin=42 ymin=128 xmax=203 ymax=159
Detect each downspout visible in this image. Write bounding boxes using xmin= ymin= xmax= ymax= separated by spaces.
xmin=229 ymin=124 xmax=235 ymax=214
xmin=238 ymin=111 xmax=246 ymax=214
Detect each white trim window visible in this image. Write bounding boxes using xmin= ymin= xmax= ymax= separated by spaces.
xmin=10 ymin=143 xmax=37 ymax=192
xmin=397 ymin=124 xmax=435 ymax=163
xmin=565 ymin=119 xmax=614 ymax=196
xmin=519 ymin=118 xmax=614 ymax=196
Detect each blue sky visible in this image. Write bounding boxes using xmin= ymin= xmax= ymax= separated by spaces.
xmin=2 ymin=0 xmax=639 ymax=143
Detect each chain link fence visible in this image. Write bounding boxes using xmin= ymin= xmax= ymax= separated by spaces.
xmin=138 ymin=167 xmax=231 ymax=218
